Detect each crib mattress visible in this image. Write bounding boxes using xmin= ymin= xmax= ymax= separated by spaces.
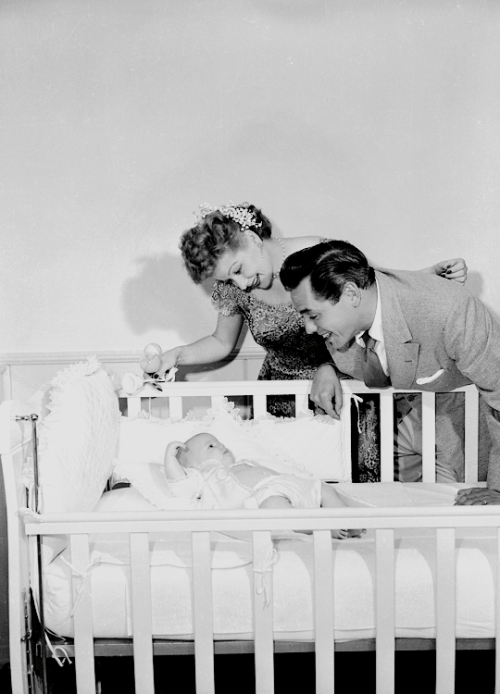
xmin=42 ymin=483 xmax=497 ymax=642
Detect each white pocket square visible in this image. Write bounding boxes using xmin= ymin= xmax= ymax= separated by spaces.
xmin=416 ymin=369 xmax=445 ymax=385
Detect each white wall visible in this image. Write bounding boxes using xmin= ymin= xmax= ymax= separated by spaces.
xmin=1 ymin=0 xmax=499 ymax=357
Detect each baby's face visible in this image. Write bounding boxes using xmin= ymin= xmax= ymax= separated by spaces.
xmin=180 ymin=433 xmax=235 ymax=467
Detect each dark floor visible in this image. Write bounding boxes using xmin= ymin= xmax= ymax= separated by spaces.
xmin=1 ymin=650 xmax=495 ymax=693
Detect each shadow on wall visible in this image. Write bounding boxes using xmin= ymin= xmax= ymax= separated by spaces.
xmin=121 ymin=252 xmax=215 ymax=338
xmin=121 ymin=250 xmax=249 ymax=378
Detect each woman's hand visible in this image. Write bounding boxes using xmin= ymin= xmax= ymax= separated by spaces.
xmin=310 ymin=364 xmax=343 ymax=420
xmin=433 ymin=258 xmax=468 ymax=284
xmin=454 ymin=487 xmax=500 ymax=505
xmin=150 ymin=314 xmax=244 ymax=378
xmin=156 ymin=347 xmax=182 ymax=378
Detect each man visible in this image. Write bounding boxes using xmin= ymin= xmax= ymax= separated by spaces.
xmin=280 ymin=240 xmax=500 ymax=504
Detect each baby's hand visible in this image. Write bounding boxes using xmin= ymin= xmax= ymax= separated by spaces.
xmin=164 ymin=441 xmax=187 ymax=480
xmin=165 ymin=441 xmax=186 ymax=459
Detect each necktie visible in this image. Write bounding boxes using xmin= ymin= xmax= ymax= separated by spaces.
xmin=362 ymin=333 xmax=391 ymax=388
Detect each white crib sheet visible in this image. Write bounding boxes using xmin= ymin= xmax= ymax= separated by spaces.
xmin=42 ymin=483 xmax=496 ymax=641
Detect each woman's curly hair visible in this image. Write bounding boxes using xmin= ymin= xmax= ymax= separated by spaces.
xmin=179 ymin=203 xmax=272 ymax=284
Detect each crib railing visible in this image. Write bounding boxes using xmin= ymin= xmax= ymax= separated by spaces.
xmin=23 ymin=505 xmax=500 ymax=694
xmin=123 ymin=378 xmax=314 ymax=418
xmin=0 ymin=379 xmax=486 ymax=694
xmin=121 ymin=380 xmax=481 ymax=483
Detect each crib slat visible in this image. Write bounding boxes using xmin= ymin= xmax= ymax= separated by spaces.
xmin=464 ymin=387 xmax=479 ymax=483
xmin=342 ymin=402 xmax=352 ymax=480
xmin=379 ymin=394 xmax=394 ymax=482
xmin=295 ymin=392 xmax=311 ymax=415
xmin=253 ymin=531 xmax=275 ymax=694
xmin=375 ymin=529 xmax=395 ymax=694
xmin=70 ymin=534 xmax=96 ymax=694
xmin=130 ymin=533 xmax=154 ymax=694
xmin=210 ymin=395 xmax=226 ymax=411
xmin=314 ymin=530 xmax=335 ymax=694
xmin=192 ymin=532 xmax=215 ymax=694
xmin=127 ymin=396 xmax=142 ymax=418
xmin=436 ymin=528 xmax=456 ymax=694
xmin=168 ymin=395 xmax=183 ymax=420
xmin=253 ymin=394 xmax=268 ymax=418
xmin=421 ymin=392 xmax=436 ymax=482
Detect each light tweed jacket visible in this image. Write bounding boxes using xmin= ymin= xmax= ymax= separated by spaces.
xmin=330 ymin=269 xmax=500 ymax=489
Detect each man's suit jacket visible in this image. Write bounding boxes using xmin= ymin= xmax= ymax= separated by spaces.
xmin=330 ymin=269 xmax=500 ymax=488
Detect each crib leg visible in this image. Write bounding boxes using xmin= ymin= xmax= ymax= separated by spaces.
xmin=22 ymin=590 xmax=37 ymax=694
xmin=24 ymin=590 xmax=48 ymax=694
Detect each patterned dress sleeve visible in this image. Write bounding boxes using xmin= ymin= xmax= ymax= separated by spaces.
xmin=211 ymin=281 xmax=242 ymax=317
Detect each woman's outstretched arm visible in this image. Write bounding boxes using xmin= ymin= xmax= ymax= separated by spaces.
xmin=156 ymin=312 xmax=245 ymax=377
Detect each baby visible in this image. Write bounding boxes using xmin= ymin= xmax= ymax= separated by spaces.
xmin=164 ymin=432 xmax=363 ymax=539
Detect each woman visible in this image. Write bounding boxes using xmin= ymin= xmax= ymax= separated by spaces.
xmin=156 ymin=202 xmax=466 ymax=418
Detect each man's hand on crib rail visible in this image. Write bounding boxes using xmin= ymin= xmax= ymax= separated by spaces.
xmin=455 ymin=487 xmax=500 ymax=506
xmin=310 ymin=363 xmax=343 ymax=420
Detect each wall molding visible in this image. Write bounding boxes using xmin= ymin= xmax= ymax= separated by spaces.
xmin=0 ymin=349 xmax=266 ymax=401
xmin=0 ymin=365 xmax=11 ymax=400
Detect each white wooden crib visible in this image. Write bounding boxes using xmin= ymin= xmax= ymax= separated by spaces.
xmin=1 ymin=375 xmax=497 ymax=694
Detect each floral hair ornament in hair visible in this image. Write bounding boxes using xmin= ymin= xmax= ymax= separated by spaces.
xmin=195 ymin=202 xmax=262 ymax=232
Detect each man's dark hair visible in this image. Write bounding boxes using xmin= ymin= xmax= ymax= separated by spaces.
xmin=280 ymin=240 xmax=375 ymax=303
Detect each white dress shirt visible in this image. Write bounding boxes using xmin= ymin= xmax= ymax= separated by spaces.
xmin=354 ymin=279 xmax=389 ymax=375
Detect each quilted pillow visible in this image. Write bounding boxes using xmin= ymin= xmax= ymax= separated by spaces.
xmin=244 ymin=411 xmax=349 ymax=481
xmin=116 ymin=400 xmax=349 ymax=482
xmin=37 ymin=356 xmax=120 ymax=514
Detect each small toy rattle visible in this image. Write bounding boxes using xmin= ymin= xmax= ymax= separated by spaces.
xmin=121 ymin=343 xmax=177 ymax=395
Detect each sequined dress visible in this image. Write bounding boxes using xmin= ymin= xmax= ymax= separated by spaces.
xmin=212 ymin=280 xmax=331 ymax=387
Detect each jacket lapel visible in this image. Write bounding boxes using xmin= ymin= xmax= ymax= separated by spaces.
xmin=376 ymin=271 xmax=419 ymax=389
